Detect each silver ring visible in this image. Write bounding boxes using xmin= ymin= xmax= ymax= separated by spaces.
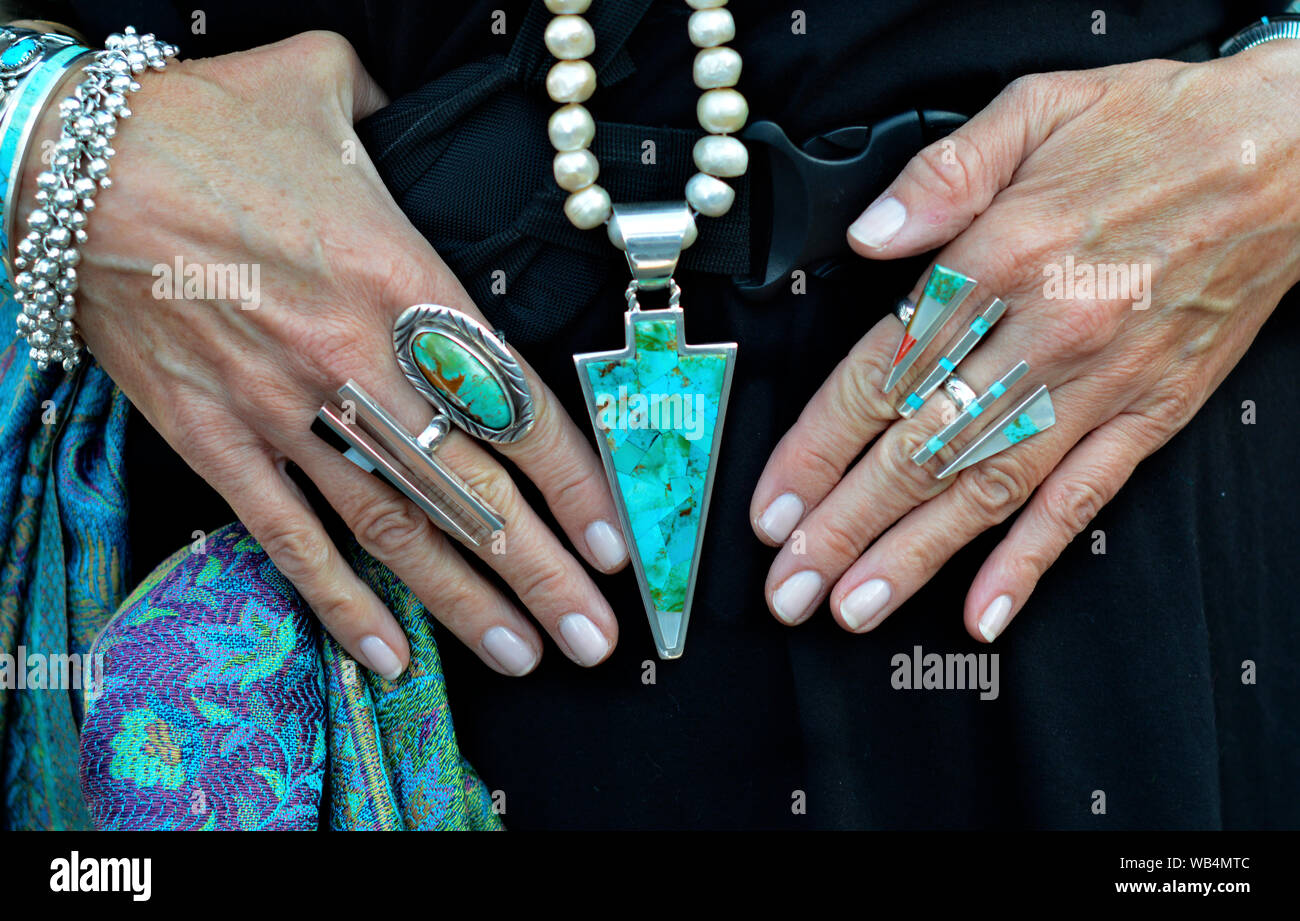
xmin=942 ymin=373 xmax=978 ymax=413
xmin=392 ymin=304 xmax=535 ymax=444
xmin=894 ymin=297 xmax=1008 ymax=419
xmin=316 ymin=382 xmax=504 ymax=549
xmin=935 ymin=384 xmax=1056 ymax=479
xmin=884 ymin=265 xmax=978 ymax=393
xmin=416 ymin=413 xmax=452 ymax=455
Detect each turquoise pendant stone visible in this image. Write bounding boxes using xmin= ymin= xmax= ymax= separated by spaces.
xmin=576 ymin=308 xmax=735 ymax=657
xmin=410 ymin=331 xmax=512 ymax=430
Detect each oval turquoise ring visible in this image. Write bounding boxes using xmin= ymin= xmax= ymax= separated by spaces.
xmin=393 ymin=304 xmax=535 ymax=444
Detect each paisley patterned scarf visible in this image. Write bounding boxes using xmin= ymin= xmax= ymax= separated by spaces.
xmin=0 ymin=295 xmax=499 ymax=830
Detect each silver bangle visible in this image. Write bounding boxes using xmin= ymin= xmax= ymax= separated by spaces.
xmin=1220 ymin=5 xmax=1300 ymax=57
xmin=12 ymin=26 xmax=178 ymax=372
xmin=0 ymin=41 xmax=94 ymax=290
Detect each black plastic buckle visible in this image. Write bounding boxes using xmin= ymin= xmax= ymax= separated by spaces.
xmin=735 ymin=109 xmax=967 ymax=301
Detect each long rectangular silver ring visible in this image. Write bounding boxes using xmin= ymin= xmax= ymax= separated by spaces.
xmin=314 ymin=379 xmax=505 ymax=549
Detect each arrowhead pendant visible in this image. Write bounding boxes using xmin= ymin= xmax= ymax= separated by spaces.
xmin=575 ymin=305 xmax=736 ymax=658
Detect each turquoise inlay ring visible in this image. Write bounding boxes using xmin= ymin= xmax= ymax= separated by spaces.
xmin=911 ymin=361 xmax=1032 ymax=467
xmin=392 ymin=304 xmax=535 ymax=445
xmin=895 ymin=297 xmax=1007 ymax=420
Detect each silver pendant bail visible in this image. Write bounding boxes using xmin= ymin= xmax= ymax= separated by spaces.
xmin=609 ymin=201 xmax=694 ymax=291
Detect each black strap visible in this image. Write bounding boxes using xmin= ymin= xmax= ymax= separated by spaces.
xmin=356 ymin=0 xmax=752 ymax=345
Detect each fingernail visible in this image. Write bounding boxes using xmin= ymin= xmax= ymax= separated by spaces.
xmin=481 ymin=626 xmax=539 ymax=676
xmin=978 ymin=594 xmax=1014 ymax=642
xmin=848 ymin=196 xmax=906 ymax=248
xmin=840 ymin=578 xmax=892 ymax=632
xmin=359 ymin=635 xmax=405 ymax=681
xmin=585 ymin=519 xmax=628 ymax=571
xmin=559 ymin=613 xmax=611 ymax=666
xmin=756 ymin=492 xmax=804 ymax=543
xmin=772 ymin=570 xmax=823 ymax=624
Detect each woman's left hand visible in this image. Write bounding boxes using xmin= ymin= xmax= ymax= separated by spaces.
xmin=749 ymin=40 xmax=1300 ymax=641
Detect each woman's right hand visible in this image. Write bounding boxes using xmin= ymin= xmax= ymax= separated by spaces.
xmin=23 ymin=31 xmax=630 ymax=678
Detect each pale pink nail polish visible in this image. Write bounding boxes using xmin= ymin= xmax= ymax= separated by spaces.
xmin=840 ymin=578 xmax=892 ymax=631
xmin=757 ymin=492 xmax=804 ymax=543
xmin=772 ymin=570 xmax=823 ymax=624
xmin=978 ymin=594 xmax=1014 ymax=642
xmin=849 ymin=196 xmax=906 ymax=248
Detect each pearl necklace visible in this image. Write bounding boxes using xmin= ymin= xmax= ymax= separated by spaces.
xmin=542 ymin=0 xmax=748 ymax=248
xmin=554 ymin=1 xmax=746 ymax=661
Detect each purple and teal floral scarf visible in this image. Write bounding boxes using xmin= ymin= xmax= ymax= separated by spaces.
xmin=0 ymin=296 xmax=499 ymax=830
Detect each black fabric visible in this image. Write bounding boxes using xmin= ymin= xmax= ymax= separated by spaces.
xmin=350 ymin=0 xmax=752 ymax=343
xmin=69 ymin=0 xmax=1300 ymax=828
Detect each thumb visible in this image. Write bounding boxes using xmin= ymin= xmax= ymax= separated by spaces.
xmin=847 ymin=73 xmax=1092 ymax=258
xmin=346 ymin=48 xmax=389 ymax=122
xmin=279 ymin=31 xmax=389 ymax=122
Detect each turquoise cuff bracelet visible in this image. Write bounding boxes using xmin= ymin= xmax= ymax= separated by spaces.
xmin=0 ymin=37 xmax=89 ymax=294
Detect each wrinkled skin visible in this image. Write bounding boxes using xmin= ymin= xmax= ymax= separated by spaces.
xmin=751 ymin=41 xmax=1300 ymax=641
xmin=20 ymin=33 xmax=632 ymax=678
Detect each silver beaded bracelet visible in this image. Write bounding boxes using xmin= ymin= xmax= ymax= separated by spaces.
xmin=12 ymin=26 xmax=177 ymax=372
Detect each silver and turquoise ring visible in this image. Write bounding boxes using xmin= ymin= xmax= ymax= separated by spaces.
xmin=392 ymin=304 xmax=534 ymax=444
xmin=911 ymin=362 xmax=1030 ymax=467
xmin=895 ymin=298 xmax=1007 ymax=419
xmin=312 ymin=305 xmax=535 ymax=549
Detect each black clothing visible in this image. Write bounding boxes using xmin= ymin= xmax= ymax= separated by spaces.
xmin=73 ymin=0 xmax=1300 ymax=828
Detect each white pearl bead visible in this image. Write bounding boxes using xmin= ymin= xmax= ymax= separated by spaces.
xmin=693 ymin=135 xmax=748 ymax=177
xmin=686 ymin=0 xmax=728 ymax=8
xmin=688 ymin=8 xmax=735 ymax=48
xmin=697 ymin=88 xmax=748 ymax=133
xmin=545 ymin=15 xmax=596 ymax=60
xmin=544 ymin=0 xmax=590 ymax=12
xmin=607 ymin=220 xmax=626 ymax=250
xmin=553 ymin=149 xmax=599 ymax=191
xmin=685 ymin=172 xmax=735 ymax=217
xmin=546 ymin=60 xmax=596 ymax=103
xmin=565 ymin=184 xmax=612 ymax=229
xmin=693 ymin=46 xmax=742 ymax=89
xmin=680 ymin=215 xmax=700 ymax=249
xmin=548 ymin=103 xmax=595 ymax=151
